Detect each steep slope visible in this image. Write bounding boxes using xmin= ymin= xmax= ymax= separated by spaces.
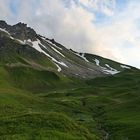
xmin=0 ymin=20 xmax=104 ymax=79
xmin=0 ymin=20 xmax=136 ymax=79
xmin=71 ymin=50 xmax=136 ymax=75
xmin=84 ymin=53 xmax=135 ymax=72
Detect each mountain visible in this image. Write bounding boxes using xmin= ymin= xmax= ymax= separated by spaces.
xmin=0 ymin=20 xmax=139 ymax=140
xmin=0 ymin=20 xmax=135 ymax=79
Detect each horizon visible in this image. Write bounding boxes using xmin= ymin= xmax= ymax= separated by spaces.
xmin=0 ymin=0 xmax=140 ymax=68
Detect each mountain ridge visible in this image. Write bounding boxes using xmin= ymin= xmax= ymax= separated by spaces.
xmin=0 ymin=20 xmax=136 ymax=79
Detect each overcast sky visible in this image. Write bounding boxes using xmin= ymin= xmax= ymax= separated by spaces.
xmin=0 ymin=0 xmax=140 ymax=68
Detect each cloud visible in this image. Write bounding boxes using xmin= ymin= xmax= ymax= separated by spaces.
xmin=0 ymin=0 xmax=140 ymax=68
xmin=93 ymin=1 xmax=140 ymax=67
xmin=0 ymin=0 xmax=13 ymax=20
xmin=79 ymin=0 xmax=116 ymax=16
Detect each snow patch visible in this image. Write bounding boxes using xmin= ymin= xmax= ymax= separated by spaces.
xmin=0 ymin=28 xmax=15 ymax=40
xmin=27 ymin=39 xmax=32 ymax=42
xmin=0 ymin=29 xmax=27 ymax=45
xmin=0 ymin=28 xmax=10 ymax=35
xmin=31 ymin=39 xmax=68 ymax=68
xmin=32 ymin=40 xmax=45 ymax=53
xmin=0 ymin=31 xmax=66 ymax=72
xmin=55 ymin=63 xmax=62 ymax=72
xmin=15 ymin=39 xmax=26 ymax=45
xmin=10 ymin=36 xmax=14 ymax=40
xmin=102 ymin=64 xmax=120 ymax=75
xmin=105 ymin=64 xmax=117 ymax=71
xmin=51 ymin=46 xmax=65 ymax=57
xmin=80 ymin=53 xmax=89 ymax=62
xmin=41 ymin=37 xmax=62 ymax=50
xmin=102 ymin=69 xmax=120 ymax=75
xmin=48 ymin=40 xmax=62 ymax=50
xmin=120 ymin=65 xmax=131 ymax=69
xmin=94 ymin=58 xmax=100 ymax=66
xmin=75 ymin=53 xmax=89 ymax=62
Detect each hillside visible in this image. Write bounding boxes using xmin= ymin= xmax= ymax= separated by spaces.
xmin=0 ymin=20 xmax=135 ymax=79
xmin=0 ymin=20 xmax=139 ymax=140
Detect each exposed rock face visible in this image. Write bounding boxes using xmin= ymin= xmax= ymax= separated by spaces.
xmin=0 ymin=20 xmax=37 ymax=41
xmin=0 ymin=20 xmax=8 ymax=28
xmin=10 ymin=22 xmax=37 ymax=41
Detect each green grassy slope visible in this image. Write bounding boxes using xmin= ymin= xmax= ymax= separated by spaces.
xmin=84 ymin=53 xmax=136 ymax=71
xmin=0 ymin=36 xmax=57 ymax=70
xmin=0 ymin=62 xmax=139 ymax=140
xmin=39 ymin=69 xmax=140 ymax=140
xmin=86 ymin=69 xmax=140 ymax=140
xmin=0 ymin=65 xmax=96 ymax=140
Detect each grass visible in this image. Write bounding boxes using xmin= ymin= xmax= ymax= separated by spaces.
xmin=0 ymin=64 xmax=139 ymax=139
xmin=0 ymin=37 xmax=139 ymax=139
xmin=84 ymin=53 xmax=136 ymax=71
xmin=85 ymin=69 xmax=140 ymax=140
xmin=0 ymin=112 xmax=90 ymax=139
xmin=0 ymin=65 xmax=98 ymax=140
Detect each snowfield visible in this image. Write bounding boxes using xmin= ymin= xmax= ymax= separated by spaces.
xmin=31 ymin=39 xmax=68 ymax=71
xmin=120 ymin=65 xmax=131 ymax=69
xmin=75 ymin=53 xmax=89 ymax=62
xmin=94 ymin=58 xmax=100 ymax=66
xmin=51 ymin=46 xmax=65 ymax=57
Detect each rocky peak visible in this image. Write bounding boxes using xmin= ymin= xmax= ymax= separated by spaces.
xmin=0 ymin=20 xmax=37 ymax=41
xmin=0 ymin=20 xmax=8 ymax=29
xmin=11 ymin=22 xmax=37 ymax=41
xmin=13 ymin=22 xmax=27 ymax=27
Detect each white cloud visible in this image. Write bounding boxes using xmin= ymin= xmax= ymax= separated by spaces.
xmin=0 ymin=0 xmax=13 ymax=20
xmin=93 ymin=1 xmax=140 ymax=68
xmin=79 ymin=0 xmax=116 ymax=16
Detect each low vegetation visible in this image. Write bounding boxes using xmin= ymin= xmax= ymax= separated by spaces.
xmin=0 ymin=64 xmax=139 ymax=140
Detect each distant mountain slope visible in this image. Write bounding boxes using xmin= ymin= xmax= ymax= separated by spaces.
xmin=71 ymin=50 xmax=136 ymax=75
xmin=84 ymin=53 xmax=134 ymax=71
xmin=0 ymin=20 xmax=136 ymax=79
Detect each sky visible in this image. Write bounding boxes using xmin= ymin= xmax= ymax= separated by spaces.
xmin=0 ymin=0 xmax=140 ymax=68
